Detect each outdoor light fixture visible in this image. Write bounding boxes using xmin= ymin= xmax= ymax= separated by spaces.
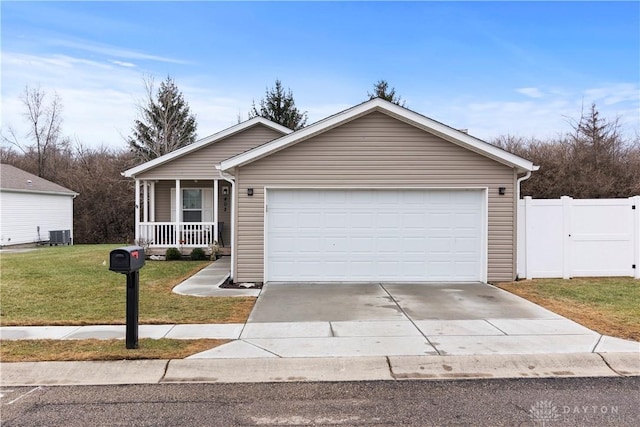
xmin=247 ymin=188 xmax=254 ymax=196
xmin=498 ymin=187 xmax=506 ymax=195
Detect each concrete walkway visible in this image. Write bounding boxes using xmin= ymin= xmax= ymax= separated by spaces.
xmin=171 ymin=257 xmax=260 ymax=297
xmin=0 ymin=323 xmax=244 ymax=341
xmin=1 ymin=321 xmax=637 ymax=357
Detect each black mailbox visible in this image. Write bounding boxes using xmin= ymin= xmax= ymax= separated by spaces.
xmin=109 ymin=246 xmax=145 ymax=274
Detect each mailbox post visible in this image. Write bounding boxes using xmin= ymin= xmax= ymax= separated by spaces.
xmin=109 ymin=246 xmax=145 ymax=349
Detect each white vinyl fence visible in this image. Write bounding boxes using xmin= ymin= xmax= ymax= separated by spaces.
xmin=518 ymin=196 xmax=640 ymax=279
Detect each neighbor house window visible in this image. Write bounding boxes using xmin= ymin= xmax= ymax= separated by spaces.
xmin=182 ymin=189 xmax=202 ymax=222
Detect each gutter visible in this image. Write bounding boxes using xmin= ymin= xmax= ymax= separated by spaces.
xmin=217 ymin=166 xmax=236 ymax=282
xmin=0 ymin=188 xmax=78 ymax=197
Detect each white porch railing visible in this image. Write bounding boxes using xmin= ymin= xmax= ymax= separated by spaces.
xmin=139 ymin=222 xmax=216 ymax=247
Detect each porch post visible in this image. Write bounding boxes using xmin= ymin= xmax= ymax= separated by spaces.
xmin=134 ymin=179 xmax=140 ymax=243
xmin=175 ymin=179 xmax=181 ymax=246
xmin=149 ymin=181 xmax=156 ymax=222
xmin=213 ymin=179 xmax=219 ymax=246
xmin=142 ymin=181 xmax=149 ymax=223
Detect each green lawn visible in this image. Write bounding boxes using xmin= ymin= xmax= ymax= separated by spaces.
xmin=0 ymin=338 xmax=228 ymax=362
xmin=497 ymin=277 xmax=640 ymax=341
xmin=0 ymin=244 xmax=254 ymax=326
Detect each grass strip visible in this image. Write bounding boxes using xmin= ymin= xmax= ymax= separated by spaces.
xmin=496 ymin=277 xmax=640 ymax=341
xmin=0 ymin=338 xmax=227 ymax=362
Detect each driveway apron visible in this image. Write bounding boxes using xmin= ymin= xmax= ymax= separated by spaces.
xmin=187 ymin=282 xmax=638 ymax=359
xmin=247 ymin=282 xmax=406 ymax=322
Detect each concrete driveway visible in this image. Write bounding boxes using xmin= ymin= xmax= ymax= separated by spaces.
xmin=189 ymin=282 xmax=639 ymax=359
xmin=247 ymin=282 xmax=558 ymax=322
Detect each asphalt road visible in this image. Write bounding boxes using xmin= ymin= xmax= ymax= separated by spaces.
xmin=1 ymin=377 xmax=638 ymax=426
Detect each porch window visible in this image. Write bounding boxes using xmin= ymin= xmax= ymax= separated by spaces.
xmin=182 ymin=189 xmax=202 ymax=222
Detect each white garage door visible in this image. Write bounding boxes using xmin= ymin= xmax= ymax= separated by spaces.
xmin=266 ymin=189 xmax=485 ymax=282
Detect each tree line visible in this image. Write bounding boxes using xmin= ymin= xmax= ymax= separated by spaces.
xmin=2 ymin=79 xmax=638 ymax=244
xmin=492 ymin=104 xmax=640 ymax=198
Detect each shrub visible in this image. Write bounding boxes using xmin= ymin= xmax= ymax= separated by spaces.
xmin=165 ymin=247 xmax=182 ymax=261
xmin=190 ymin=247 xmax=207 ymax=261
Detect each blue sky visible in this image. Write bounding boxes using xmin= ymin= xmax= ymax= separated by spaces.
xmin=2 ymin=1 xmax=639 ymax=150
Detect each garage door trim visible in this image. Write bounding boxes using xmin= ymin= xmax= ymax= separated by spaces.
xmin=264 ymin=187 xmax=488 ymax=282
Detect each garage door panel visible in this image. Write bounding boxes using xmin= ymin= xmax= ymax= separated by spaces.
xmin=402 ymin=212 xmax=427 ymax=229
xmin=325 ymin=212 xmax=348 ymax=228
xmin=428 ymin=237 xmax=453 ymax=253
xmin=297 ymin=237 xmax=321 ymax=253
xmin=267 ymin=189 xmax=484 ymax=282
xmin=349 ymin=236 xmax=374 ymax=253
xmin=402 ymin=237 xmax=428 ymax=252
xmin=351 ymin=261 xmax=375 ymax=278
xmin=351 ymin=212 xmax=376 ymax=228
xmin=455 ymin=237 xmax=480 ymax=253
xmin=270 ymin=212 xmax=296 ymax=229
xmin=324 ymin=261 xmax=349 ymax=279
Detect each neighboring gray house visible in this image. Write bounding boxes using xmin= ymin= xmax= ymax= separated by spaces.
xmin=0 ymin=164 xmax=78 ymax=247
xmin=124 ymin=99 xmax=538 ymax=283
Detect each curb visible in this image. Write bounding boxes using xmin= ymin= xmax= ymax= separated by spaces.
xmin=1 ymin=353 xmax=638 ymax=386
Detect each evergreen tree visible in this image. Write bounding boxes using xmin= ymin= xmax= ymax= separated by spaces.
xmin=249 ymin=79 xmax=308 ymax=130
xmin=128 ymin=76 xmax=197 ymax=162
xmin=368 ymin=80 xmax=405 ymax=106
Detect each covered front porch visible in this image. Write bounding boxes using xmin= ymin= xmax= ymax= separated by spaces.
xmin=134 ymin=178 xmax=232 ymax=255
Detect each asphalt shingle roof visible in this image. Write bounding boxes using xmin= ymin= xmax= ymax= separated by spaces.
xmin=0 ymin=164 xmax=77 ymax=195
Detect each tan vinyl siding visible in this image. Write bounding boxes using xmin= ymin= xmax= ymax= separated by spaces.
xmin=137 ymin=124 xmax=284 ymax=180
xmin=235 ymin=111 xmax=518 ymax=283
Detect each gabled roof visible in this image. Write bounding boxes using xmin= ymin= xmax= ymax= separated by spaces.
xmin=220 ymin=98 xmax=538 ymax=173
xmin=0 ymin=164 xmax=78 ymax=196
xmin=123 ymin=117 xmax=293 ymax=178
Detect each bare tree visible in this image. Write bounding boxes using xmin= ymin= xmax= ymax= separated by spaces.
xmin=492 ymin=104 xmax=640 ymax=199
xmin=67 ymin=145 xmax=135 ymax=243
xmin=2 ymin=86 xmax=68 ymax=178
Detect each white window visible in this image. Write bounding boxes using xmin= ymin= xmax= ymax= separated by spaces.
xmin=171 ymin=187 xmax=213 ymax=222
xmin=182 ymin=189 xmax=202 ymax=222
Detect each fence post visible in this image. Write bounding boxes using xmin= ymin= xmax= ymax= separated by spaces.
xmin=632 ymin=196 xmax=640 ymax=279
xmin=524 ymin=196 xmax=533 ymax=280
xmin=561 ymin=196 xmax=572 ymax=279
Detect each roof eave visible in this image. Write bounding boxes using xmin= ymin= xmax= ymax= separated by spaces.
xmin=0 ymin=188 xmax=78 ymax=197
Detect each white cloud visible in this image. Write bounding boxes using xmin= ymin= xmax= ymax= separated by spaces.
xmin=1 ymin=52 xmax=248 ymax=149
xmin=427 ymin=83 xmax=639 ymax=142
xmin=583 ymin=83 xmax=639 ymax=106
xmin=47 ymin=38 xmax=192 ymax=65
xmin=3 ymin=50 xmax=638 ymax=153
xmin=516 ymin=87 xmax=545 ymax=98
xmin=110 ymin=60 xmax=137 ymax=68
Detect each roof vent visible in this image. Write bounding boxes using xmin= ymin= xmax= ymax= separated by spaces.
xmin=458 ymin=128 xmax=469 ymax=134
xmin=26 ymin=180 xmax=33 ymax=186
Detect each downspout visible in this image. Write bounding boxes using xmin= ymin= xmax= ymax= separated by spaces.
xmin=217 ymin=167 xmax=236 ymax=282
xmin=516 ymin=167 xmax=538 ymax=280
xmin=516 ymin=168 xmax=536 ymax=201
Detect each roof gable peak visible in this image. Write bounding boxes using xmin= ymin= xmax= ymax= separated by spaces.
xmin=123 ymin=117 xmax=292 ymax=177
xmin=221 ymin=99 xmax=537 ymax=173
